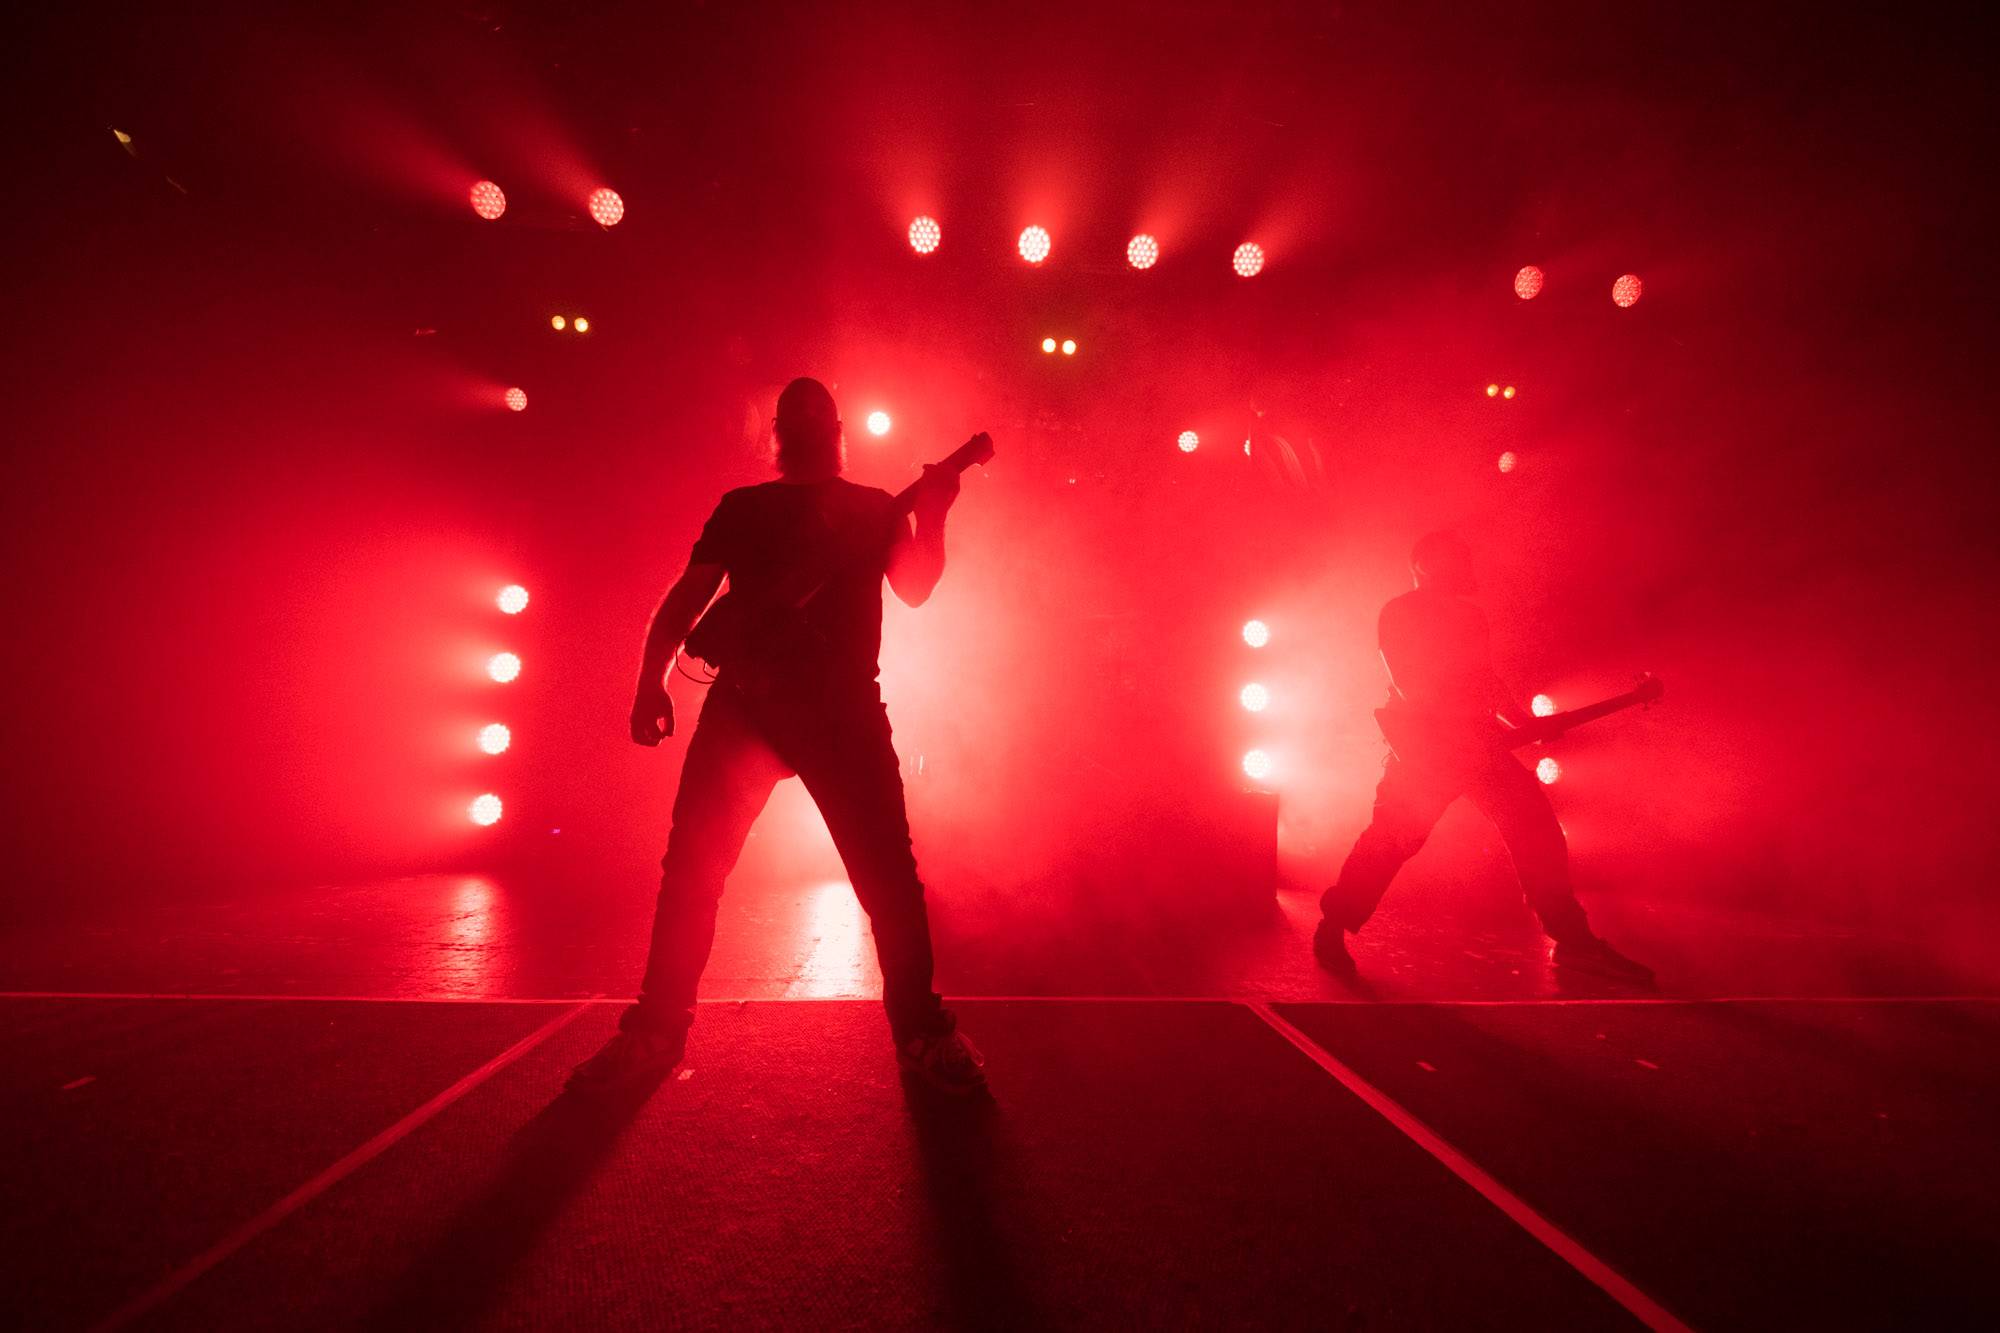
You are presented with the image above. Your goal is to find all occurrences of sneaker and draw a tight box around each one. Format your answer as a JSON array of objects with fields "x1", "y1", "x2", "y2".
[
  {"x1": 1554, "y1": 936, "x2": 1656, "y2": 986},
  {"x1": 566, "y1": 1029, "x2": 683, "y2": 1096},
  {"x1": 1312, "y1": 919, "x2": 1356, "y2": 974},
  {"x1": 898, "y1": 1027, "x2": 988, "y2": 1097}
]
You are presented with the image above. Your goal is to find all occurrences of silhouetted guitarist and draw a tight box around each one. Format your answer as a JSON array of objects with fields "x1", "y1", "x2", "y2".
[
  {"x1": 571, "y1": 377, "x2": 988, "y2": 1096},
  {"x1": 1315, "y1": 531, "x2": 1654, "y2": 984}
]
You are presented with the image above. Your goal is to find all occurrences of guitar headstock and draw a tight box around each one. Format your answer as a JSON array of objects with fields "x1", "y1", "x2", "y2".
[
  {"x1": 1633, "y1": 672, "x2": 1664, "y2": 705},
  {"x1": 946, "y1": 431, "x2": 995, "y2": 473}
]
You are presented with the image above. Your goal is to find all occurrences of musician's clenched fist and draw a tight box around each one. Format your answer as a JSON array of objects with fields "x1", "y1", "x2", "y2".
[{"x1": 630, "y1": 683, "x2": 674, "y2": 746}]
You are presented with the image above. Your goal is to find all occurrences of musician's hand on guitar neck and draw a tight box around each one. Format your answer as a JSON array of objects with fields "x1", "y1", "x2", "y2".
[
  {"x1": 629, "y1": 683, "x2": 675, "y2": 746},
  {"x1": 912, "y1": 461, "x2": 962, "y2": 525}
]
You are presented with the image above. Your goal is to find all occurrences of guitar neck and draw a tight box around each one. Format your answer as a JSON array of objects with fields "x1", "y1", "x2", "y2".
[
  {"x1": 887, "y1": 435, "x2": 990, "y2": 516},
  {"x1": 1506, "y1": 685, "x2": 1655, "y2": 749}
]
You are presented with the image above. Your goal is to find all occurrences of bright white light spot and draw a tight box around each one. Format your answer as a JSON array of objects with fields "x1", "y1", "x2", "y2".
[
  {"x1": 497, "y1": 584, "x2": 529, "y2": 615},
  {"x1": 478, "y1": 723, "x2": 512, "y2": 754},
  {"x1": 487, "y1": 651, "x2": 521, "y2": 683},
  {"x1": 908, "y1": 215, "x2": 941, "y2": 254},
  {"x1": 1515, "y1": 265, "x2": 1544, "y2": 299},
  {"x1": 1486, "y1": 383, "x2": 1500, "y2": 397},
  {"x1": 1177, "y1": 430, "x2": 1199, "y2": 453},
  {"x1": 469, "y1": 793, "x2": 504, "y2": 825},
  {"x1": 1242, "y1": 619, "x2": 1270, "y2": 648},
  {"x1": 1041, "y1": 337, "x2": 1057, "y2": 354},
  {"x1": 1531, "y1": 693, "x2": 1556, "y2": 717},
  {"x1": 1498, "y1": 451, "x2": 1519, "y2": 474},
  {"x1": 1502, "y1": 384, "x2": 1516, "y2": 399},
  {"x1": 1612, "y1": 274, "x2": 1643, "y2": 307},
  {"x1": 504, "y1": 387, "x2": 527, "y2": 412},
  {"x1": 865, "y1": 410, "x2": 891, "y2": 436},
  {"x1": 587, "y1": 187, "x2": 625, "y2": 227},
  {"x1": 1127, "y1": 234, "x2": 1159, "y2": 269},
  {"x1": 573, "y1": 316, "x2": 589, "y2": 333},
  {"x1": 1018, "y1": 225, "x2": 1051, "y2": 264},
  {"x1": 470, "y1": 181, "x2": 506, "y2": 220},
  {"x1": 551, "y1": 315, "x2": 567, "y2": 331},
  {"x1": 1536, "y1": 756, "x2": 1562, "y2": 785},
  {"x1": 1242, "y1": 749, "x2": 1274, "y2": 781},
  {"x1": 1233, "y1": 242, "x2": 1265, "y2": 277},
  {"x1": 1240, "y1": 683, "x2": 1270, "y2": 712},
  {"x1": 1061, "y1": 338, "x2": 1077, "y2": 356}
]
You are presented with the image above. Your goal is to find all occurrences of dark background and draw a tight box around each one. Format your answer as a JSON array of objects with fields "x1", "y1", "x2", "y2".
[{"x1": 8, "y1": 2, "x2": 1996, "y2": 969}]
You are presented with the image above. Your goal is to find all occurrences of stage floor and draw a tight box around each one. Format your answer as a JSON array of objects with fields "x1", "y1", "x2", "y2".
[{"x1": 3, "y1": 873, "x2": 1997, "y2": 1329}]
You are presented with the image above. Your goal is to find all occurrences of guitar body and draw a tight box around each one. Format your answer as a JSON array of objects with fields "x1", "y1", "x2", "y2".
[{"x1": 683, "y1": 433, "x2": 996, "y2": 676}]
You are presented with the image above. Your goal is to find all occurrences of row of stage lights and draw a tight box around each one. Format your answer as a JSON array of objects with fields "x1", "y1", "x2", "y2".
[{"x1": 470, "y1": 583, "x2": 531, "y2": 826}]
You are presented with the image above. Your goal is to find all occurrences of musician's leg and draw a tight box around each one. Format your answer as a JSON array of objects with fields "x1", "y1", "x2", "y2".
[
  {"x1": 1466, "y1": 751, "x2": 1592, "y2": 944},
  {"x1": 623, "y1": 685, "x2": 790, "y2": 1038},
  {"x1": 788, "y1": 697, "x2": 951, "y2": 1047},
  {"x1": 1321, "y1": 757, "x2": 1458, "y2": 932}
]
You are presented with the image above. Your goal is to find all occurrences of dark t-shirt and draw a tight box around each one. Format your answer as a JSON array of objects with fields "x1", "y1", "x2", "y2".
[
  {"x1": 690, "y1": 478, "x2": 902, "y2": 684},
  {"x1": 1378, "y1": 588, "x2": 1504, "y2": 723}
]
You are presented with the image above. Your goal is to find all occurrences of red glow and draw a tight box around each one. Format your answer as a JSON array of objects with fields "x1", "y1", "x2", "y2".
[
  {"x1": 1536, "y1": 756, "x2": 1562, "y2": 785},
  {"x1": 487, "y1": 651, "x2": 521, "y2": 683},
  {"x1": 1232, "y1": 242, "x2": 1265, "y2": 277},
  {"x1": 469, "y1": 181, "x2": 506, "y2": 221},
  {"x1": 1177, "y1": 430, "x2": 1199, "y2": 453},
  {"x1": 478, "y1": 723, "x2": 512, "y2": 755},
  {"x1": 1127, "y1": 234, "x2": 1160, "y2": 269},
  {"x1": 1514, "y1": 265, "x2": 1544, "y2": 299},
  {"x1": 469, "y1": 793, "x2": 504, "y2": 825},
  {"x1": 504, "y1": 387, "x2": 527, "y2": 412},
  {"x1": 1613, "y1": 274, "x2": 1643, "y2": 307},
  {"x1": 1018, "y1": 226, "x2": 1051, "y2": 264},
  {"x1": 587, "y1": 187, "x2": 625, "y2": 228},
  {"x1": 1242, "y1": 619, "x2": 1270, "y2": 648},
  {"x1": 908, "y1": 215, "x2": 941, "y2": 254},
  {"x1": 496, "y1": 584, "x2": 529, "y2": 615}
]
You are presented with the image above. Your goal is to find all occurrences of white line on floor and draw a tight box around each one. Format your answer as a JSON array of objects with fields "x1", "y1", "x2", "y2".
[
  {"x1": 1244, "y1": 999, "x2": 1693, "y2": 1333},
  {"x1": 87, "y1": 997, "x2": 597, "y2": 1332}
]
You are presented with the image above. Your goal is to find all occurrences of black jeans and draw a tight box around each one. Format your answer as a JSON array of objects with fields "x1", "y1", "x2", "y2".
[
  {"x1": 624, "y1": 679, "x2": 949, "y2": 1046},
  {"x1": 1322, "y1": 745, "x2": 1592, "y2": 944}
]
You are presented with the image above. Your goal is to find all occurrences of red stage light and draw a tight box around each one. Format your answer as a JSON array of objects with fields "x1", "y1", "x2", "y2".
[
  {"x1": 587, "y1": 187, "x2": 625, "y2": 227},
  {"x1": 1497, "y1": 450, "x2": 1519, "y2": 473},
  {"x1": 551, "y1": 315, "x2": 567, "y2": 331},
  {"x1": 1232, "y1": 242, "x2": 1265, "y2": 277},
  {"x1": 503, "y1": 387, "x2": 527, "y2": 412},
  {"x1": 1061, "y1": 338, "x2": 1077, "y2": 356},
  {"x1": 1536, "y1": 756, "x2": 1562, "y2": 785},
  {"x1": 487, "y1": 651, "x2": 522, "y2": 683},
  {"x1": 497, "y1": 584, "x2": 529, "y2": 615},
  {"x1": 1502, "y1": 385, "x2": 1517, "y2": 400},
  {"x1": 573, "y1": 316, "x2": 590, "y2": 333},
  {"x1": 469, "y1": 181, "x2": 507, "y2": 221},
  {"x1": 1612, "y1": 274, "x2": 1643, "y2": 307},
  {"x1": 866, "y1": 410, "x2": 891, "y2": 436},
  {"x1": 908, "y1": 215, "x2": 941, "y2": 254},
  {"x1": 1531, "y1": 693, "x2": 1556, "y2": 718},
  {"x1": 1018, "y1": 225, "x2": 1051, "y2": 264},
  {"x1": 1486, "y1": 383, "x2": 1500, "y2": 397},
  {"x1": 1177, "y1": 430, "x2": 1199, "y2": 453},
  {"x1": 469, "y1": 793, "x2": 504, "y2": 825},
  {"x1": 1242, "y1": 619, "x2": 1270, "y2": 648},
  {"x1": 1242, "y1": 749, "x2": 1274, "y2": 781},
  {"x1": 1041, "y1": 337, "x2": 1057, "y2": 354},
  {"x1": 478, "y1": 723, "x2": 512, "y2": 755},
  {"x1": 1127, "y1": 234, "x2": 1159, "y2": 269},
  {"x1": 1240, "y1": 683, "x2": 1270, "y2": 712},
  {"x1": 1514, "y1": 265, "x2": 1544, "y2": 299}
]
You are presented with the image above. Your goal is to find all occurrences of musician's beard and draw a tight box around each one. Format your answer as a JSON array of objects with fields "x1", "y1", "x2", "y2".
[{"x1": 776, "y1": 434, "x2": 845, "y2": 480}]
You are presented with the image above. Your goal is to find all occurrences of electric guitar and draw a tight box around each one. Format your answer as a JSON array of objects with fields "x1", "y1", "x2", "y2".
[
  {"x1": 683, "y1": 432, "x2": 996, "y2": 675},
  {"x1": 1376, "y1": 674, "x2": 1664, "y2": 760}
]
